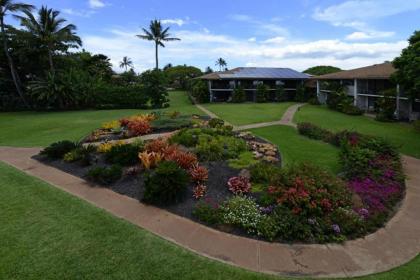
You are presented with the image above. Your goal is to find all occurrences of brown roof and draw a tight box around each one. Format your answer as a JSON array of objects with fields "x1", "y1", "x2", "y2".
[
  {"x1": 197, "y1": 68, "x2": 239, "y2": 80},
  {"x1": 314, "y1": 62, "x2": 395, "y2": 80}
]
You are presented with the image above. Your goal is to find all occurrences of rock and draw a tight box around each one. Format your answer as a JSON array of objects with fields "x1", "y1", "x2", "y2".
[
  {"x1": 263, "y1": 156, "x2": 279, "y2": 163},
  {"x1": 265, "y1": 150, "x2": 277, "y2": 157},
  {"x1": 239, "y1": 169, "x2": 251, "y2": 179}
]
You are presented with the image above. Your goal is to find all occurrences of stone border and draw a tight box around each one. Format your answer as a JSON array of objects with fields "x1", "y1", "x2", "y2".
[{"x1": 1, "y1": 147, "x2": 419, "y2": 278}]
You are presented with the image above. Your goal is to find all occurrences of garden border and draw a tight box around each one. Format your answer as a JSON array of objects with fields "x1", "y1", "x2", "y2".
[{"x1": 1, "y1": 146, "x2": 419, "y2": 278}]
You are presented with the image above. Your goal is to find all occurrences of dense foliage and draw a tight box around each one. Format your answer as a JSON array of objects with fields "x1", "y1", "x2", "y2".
[
  {"x1": 303, "y1": 65, "x2": 342, "y2": 76},
  {"x1": 188, "y1": 79, "x2": 210, "y2": 103},
  {"x1": 164, "y1": 65, "x2": 202, "y2": 89},
  {"x1": 392, "y1": 30, "x2": 420, "y2": 100},
  {"x1": 326, "y1": 85, "x2": 363, "y2": 115}
]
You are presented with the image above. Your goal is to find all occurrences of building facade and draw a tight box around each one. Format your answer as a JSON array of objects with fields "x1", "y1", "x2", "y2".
[
  {"x1": 314, "y1": 63, "x2": 420, "y2": 120},
  {"x1": 198, "y1": 67, "x2": 310, "y2": 102}
]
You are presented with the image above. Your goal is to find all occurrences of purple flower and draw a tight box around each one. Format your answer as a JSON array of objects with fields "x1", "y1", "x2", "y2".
[
  {"x1": 259, "y1": 205, "x2": 275, "y2": 214},
  {"x1": 356, "y1": 208, "x2": 369, "y2": 219},
  {"x1": 332, "y1": 224, "x2": 341, "y2": 234}
]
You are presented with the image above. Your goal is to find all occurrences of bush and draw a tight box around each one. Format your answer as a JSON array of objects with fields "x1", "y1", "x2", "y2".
[
  {"x1": 249, "y1": 162, "x2": 281, "y2": 183},
  {"x1": 189, "y1": 79, "x2": 210, "y2": 103},
  {"x1": 87, "y1": 164, "x2": 122, "y2": 185},
  {"x1": 140, "y1": 69, "x2": 169, "y2": 108},
  {"x1": 41, "y1": 141, "x2": 78, "y2": 159},
  {"x1": 63, "y1": 145, "x2": 96, "y2": 165},
  {"x1": 375, "y1": 89, "x2": 396, "y2": 122},
  {"x1": 256, "y1": 83, "x2": 269, "y2": 103},
  {"x1": 193, "y1": 199, "x2": 221, "y2": 225},
  {"x1": 126, "y1": 119, "x2": 152, "y2": 136},
  {"x1": 169, "y1": 128, "x2": 201, "y2": 147},
  {"x1": 94, "y1": 85, "x2": 148, "y2": 109},
  {"x1": 295, "y1": 85, "x2": 307, "y2": 102},
  {"x1": 196, "y1": 134, "x2": 247, "y2": 161},
  {"x1": 143, "y1": 161, "x2": 190, "y2": 205},
  {"x1": 105, "y1": 142, "x2": 143, "y2": 166},
  {"x1": 232, "y1": 86, "x2": 245, "y2": 103},
  {"x1": 208, "y1": 118, "x2": 225, "y2": 128},
  {"x1": 220, "y1": 196, "x2": 262, "y2": 234},
  {"x1": 189, "y1": 164, "x2": 209, "y2": 183},
  {"x1": 308, "y1": 97, "x2": 321, "y2": 105},
  {"x1": 297, "y1": 122, "x2": 335, "y2": 143},
  {"x1": 275, "y1": 85, "x2": 286, "y2": 102},
  {"x1": 227, "y1": 176, "x2": 251, "y2": 195}
]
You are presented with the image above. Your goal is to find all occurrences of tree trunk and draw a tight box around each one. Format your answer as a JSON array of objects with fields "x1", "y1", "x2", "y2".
[
  {"x1": 48, "y1": 47, "x2": 55, "y2": 74},
  {"x1": 0, "y1": 18, "x2": 29, "y2": 108},
  {"x1": 155, "y1": 41, "x2": 158, "y2": 70}
]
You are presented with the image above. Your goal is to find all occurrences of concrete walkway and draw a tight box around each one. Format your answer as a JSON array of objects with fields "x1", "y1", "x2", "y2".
[
  {"x1": 1, "y1": 147, "x2": 419, "y2": 278},
  {"x1": 195, "y1": 103, "x2": 305, "y2": 131}
]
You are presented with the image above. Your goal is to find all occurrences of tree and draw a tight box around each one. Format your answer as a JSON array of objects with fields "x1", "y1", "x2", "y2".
[
  {"x1": 119, "y1": 56, "x2": 133, "y2": 71},
  {"x1": 204, "y1": 66, "x2": 213, "y2": 74},
  {"x1": 215, "y1": 58, "x2": 227, "y2": 72},
  {"x1": 0, "y1": 0, "x2": 34, "y2": 107},
  {"x1": 303, "y1": 66, "x2": 342, "y2": 76},
  {"x1": 163, "y1": 65, "x2": 202, "y2": 89},
  {"x1": 19, "y1": 6, "x2": 82, "y2": 74},
  {"x1": 393, "y1": 30, "x2": 420, "y2": 100},
  {"x1": 136, "y1": 20, "x2": 180, "y2": 70},
  {"x1": 163, "y1": 63, "x2": 172, "y2": 71}
]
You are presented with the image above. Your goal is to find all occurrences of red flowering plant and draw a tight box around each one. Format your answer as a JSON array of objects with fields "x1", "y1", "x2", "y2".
[
  {"x1": 189, "y1": 164, "x2": 209, "y2": 183},
  {"x1": 126, "y1": 120, "x2": 151, "y2": 136},
  {"x1": 227, "y1": 176, "x2": 251, "y2": 195},
  {"x1": 193, "y1": 184, "x2": 207, "y2": 199}
]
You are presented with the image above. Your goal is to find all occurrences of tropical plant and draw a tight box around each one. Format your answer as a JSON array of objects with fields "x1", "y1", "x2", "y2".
[
  {"x1": 119, "y1": 56, "x2": 133, "y2": 71},
  {"x1": 215, "y1": 57, "x2": 227, "y2": 72},
  {"x1": 303, "y1": 66, "x2": 342, "y2": 76},
  {"x1": 0, "y1": 0, "x2": 34, "y2": 107},
  {"x1": 227, "y1": 176, "x2": 251, "y2": 195},
  {"x1": 136, "y1": 19, "x2": 180, "y2": 70},
  {"x1": 231, "y1": 85, "x2": 245, "y2": 103},
  {"x1": 40, "y1": 140, "x2": 77, "y2": 159},
  {"x1": 19, "y1": 6, "x2": 82, "y2": 73},
  {"x1": 139, "y1": 69, "x2": 168, "y2": 108}
]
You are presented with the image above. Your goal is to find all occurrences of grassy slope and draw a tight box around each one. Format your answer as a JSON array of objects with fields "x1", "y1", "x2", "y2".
[
  {"x1": 294, "y1": 105, "x2": 420, "y2": 158},
  {"x1": 0, "y1": 91, "x2": 200, "y2": 147},
  {"x1": 203, "y1": 102, "x2": 296, "y2": 126},
  {"x1": 251, "y1": 125, "x2": 340, "y2": 173}
]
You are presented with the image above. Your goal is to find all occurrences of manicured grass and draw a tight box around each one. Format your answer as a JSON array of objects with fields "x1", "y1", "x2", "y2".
[
  {"x1": 1, "y1": 162, "x2": 420, "y2": 279},
  {"x1": 203, "y1": 102, "x2": 296, "y2": 126},
  {"x1": 251, "y1": 125, "x2": 340, "y2": 173},
  {"x1": 0, "y1": 91, "x2": 200, "y2": 147},
  {"x1": 294, "y1": 105, "x2": 420, "y2": 158}
]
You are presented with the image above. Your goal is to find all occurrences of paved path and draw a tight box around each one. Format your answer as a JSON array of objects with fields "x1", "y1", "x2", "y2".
[
  {"x1": 1, "y1": 147, "x2": 419, "y2": 278},
  {"x1": 196, "y1": 103, "x2": 305, "y2": 131}
]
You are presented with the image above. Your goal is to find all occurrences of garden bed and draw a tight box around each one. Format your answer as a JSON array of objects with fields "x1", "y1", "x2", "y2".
[{"x1": 34, "y1": 113, "x2": 405, "y2": 244}]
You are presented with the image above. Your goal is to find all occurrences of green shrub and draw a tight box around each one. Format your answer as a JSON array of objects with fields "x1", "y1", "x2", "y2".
[
  {"x1": 151, "y1": 115, "x2": 192, "y2": 131},
  {"x1": 87, "y1": 164, "x2": 122, "y2": 185},
  {"x1": 341, "y1": 104, "x2": 363, "y2": 115},
  {"x1": 295, "y1": 85, "x2": 307, "y2": 102},
  {"x1": 41, "y1": 141, "x2": 78, "y2": 159},
  {"x1": 375, "y1": 89, "x2": 396, "y2": 122},
  {"x1": 256, "y1": 83, "x2": 269, "y2": 103},
  {"x1": 196, "y1": 134, "x2": 247, "y2": 161},
  {"x1": 169, "y1": 128, "x2": 202, "y2": 147},
  {"x1": 63, "y1": 145, "x2": 96, "y2": 165},
  {"x1": 208, "y1": 118, "x2": 225, "y2": 128},
  {"x1": 143, "y1": 161, "x2": 190, "y2": 205},
  {"x1": 413, "y1": 120, "x2": 420, "y2": 133},
  {"x1": 232, "y1": 86, "x2": 245, "y2": 103},
  {"x1": 228, "y1": 151, "x2": 259, "y2": 169},
  {"x1": 297, "y1": 122, "x2": 335, "y2": 143},
  {"x1": 189, "y1": 79, "x2": 210, "y2": 103},
  {"x1": 256, "y1": 215, "x2": 279, "y2": 241},
  {"x1": 220, "y1": 196, "x2": 262, "y2": 234},
  {"x1": 250, "y1": 162, "x2": 281, "y2": 183},
  {"x1": 140, "y1": 69, "x2": 169, "y2": 108},
  {"x1": 94, "y1": 85, "x2": 148, "y2": 109},
  {"x1": 308, "y1": 97, "x2": 321, "y2": 105},
  {"x1": 105, "y1": 142, "x2": 143, "y2": 166},
  {"x1": 275, "y1": 85, "x2": 286, "y2": 102},
  {"x1": 192, "y1": 200, "x2": 221, "y2": 225}
]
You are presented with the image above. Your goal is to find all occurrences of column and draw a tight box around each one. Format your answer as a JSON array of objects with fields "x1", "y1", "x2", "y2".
[
  {"x1": 396, "y1": 84, "x2": 400, "y2": 119},
  {"x1": 316, "y1": 80, "x2": 320, "y2": 100},
  {"x1": 208, "y1": 80, "x2": 213, "y2": 102},
  {"x1": 353, "y1": 79, "x2": 358, "y2": 106}
]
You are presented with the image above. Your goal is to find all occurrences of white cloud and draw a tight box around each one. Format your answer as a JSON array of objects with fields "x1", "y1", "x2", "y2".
[
  {"x1": 161, "y1": 18, "x2": 187, "y2": 26},
  {"x1": 248, "y1": 37, "x2": 256, "y2": 42},
  {"x1": 229, "y1": 14, "x2": 288, "y2": 36},
  {"x1": 313, "y1": 0, "x2": 420, "y2": 27},
  {"x1": 346, "y1": 31, "x2": 395, "y2": 41},
  {"x1": 82, "y1": 27, "x2": 407, "y2": 73},
  {"x1": 62, "y1": 8, "x2": 95, "y2": 18},
  {"x1": 89, "y1": 0, "x2": 105, "y2": 9}
]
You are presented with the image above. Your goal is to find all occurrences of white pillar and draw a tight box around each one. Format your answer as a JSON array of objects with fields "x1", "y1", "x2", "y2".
[
  {"x1": 396, "y1": 84, "x2": 400, "y2": 119},
  {"x1": 353, "y1": 79, "x2": 358, "y2": 106},
  {"x1": 208, "y1": 80, "x2": 213, "y2": 102},
  {"x1": 316, "y1": 80, "x2": 320, "y2": 98}
]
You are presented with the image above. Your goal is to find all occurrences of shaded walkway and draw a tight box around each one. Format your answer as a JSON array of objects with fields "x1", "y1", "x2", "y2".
[{"x1": 1, "y1": 146, "x2": 419, "y2": 278}]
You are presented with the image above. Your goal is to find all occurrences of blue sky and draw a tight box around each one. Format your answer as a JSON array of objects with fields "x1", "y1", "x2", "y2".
[{"x1": 9, "y1": 0, "x2": 420, "y2": 72}]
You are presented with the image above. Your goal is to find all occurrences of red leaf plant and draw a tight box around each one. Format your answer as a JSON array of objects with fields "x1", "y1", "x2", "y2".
[{"x1": 227, "y1": 176, "x2": 251, "y2": 195}]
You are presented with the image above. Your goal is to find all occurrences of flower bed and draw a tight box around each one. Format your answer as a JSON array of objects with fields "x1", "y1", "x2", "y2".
[{"x1": 34, "y1": 116, "x2": 405, "y2": 244}]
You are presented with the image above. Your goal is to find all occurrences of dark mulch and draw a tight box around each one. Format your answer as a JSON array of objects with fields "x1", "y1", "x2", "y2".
[{"x1": 34, "y1": 155, "x2": 239, "y2": 221}]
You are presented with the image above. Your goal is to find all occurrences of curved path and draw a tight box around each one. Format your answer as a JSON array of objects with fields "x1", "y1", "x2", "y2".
[{"x1": 0, "y1": 148, "x2": 419, "y2": 278}]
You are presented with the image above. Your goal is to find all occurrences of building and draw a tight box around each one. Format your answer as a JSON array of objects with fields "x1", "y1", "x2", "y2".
[
  {"x1": 314, "y1": 62, "x2": 420, "y2": 120},
  {"x1": 198, "y1": 67, "x2": 310, "y2": 102}
]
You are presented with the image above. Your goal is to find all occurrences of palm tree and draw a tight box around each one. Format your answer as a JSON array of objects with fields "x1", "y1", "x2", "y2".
[
  {"x1": 119, "y1": 56, "x2": 133, "y2": 71},
  {"x1": 0, "y1": 0, "x2": 34, "y2": 107},
  {"x1": 19, "y1": 6, "x2": 82, "y2": 74},
  {"x1": 215, "y1": 58, "x2": 227, "y2": 72},
  {"x1": 136, "y1": 19, "x2": 180, "y2": 70}
]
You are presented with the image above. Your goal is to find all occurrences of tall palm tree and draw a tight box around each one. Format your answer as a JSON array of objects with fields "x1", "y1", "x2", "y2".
[
  {"x1": 0, "y1": 0, "x2": 34, "y2": 107},
  {"x1": 19, "y1": 6, "x2": 81, "y2": 74},
  {"x1": 119, "y1": 56, "x2": 133, "y2": 71},
  {"x1": 136, "y1": 19, "x2": 180, "y2": 70},
  {"x1": 215, "y1": 58, "x2": 227, "y2": 72}
]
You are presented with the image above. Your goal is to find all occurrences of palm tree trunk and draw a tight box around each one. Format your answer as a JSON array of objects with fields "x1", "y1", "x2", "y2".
[
  {"x1": 0, "y1": 18, "x2": 29, "y2": 108},
  {"x1": 155, "y1": 41, "x2": 158, "y2": 70},
  {"x1": 48, "y1": 47, "x2": 55, "y2": 74}
]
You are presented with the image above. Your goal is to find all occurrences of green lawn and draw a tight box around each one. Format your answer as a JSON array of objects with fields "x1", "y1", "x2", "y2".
[
  {"x1": 1, "y1": 162, "x2": 419, "y2": 279},
  {"x1": 0, "y1": 91, "x2": 200, "y2": 147},
  {"x1": 203, "y1": 102, "x2": 296, "y2": 126},
  {"x1": 294, "y1": 105, "x2": 420, "y2": 158},
  {"x1": 251, "y1": 125, "x2": 340, "y2": 173}
]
